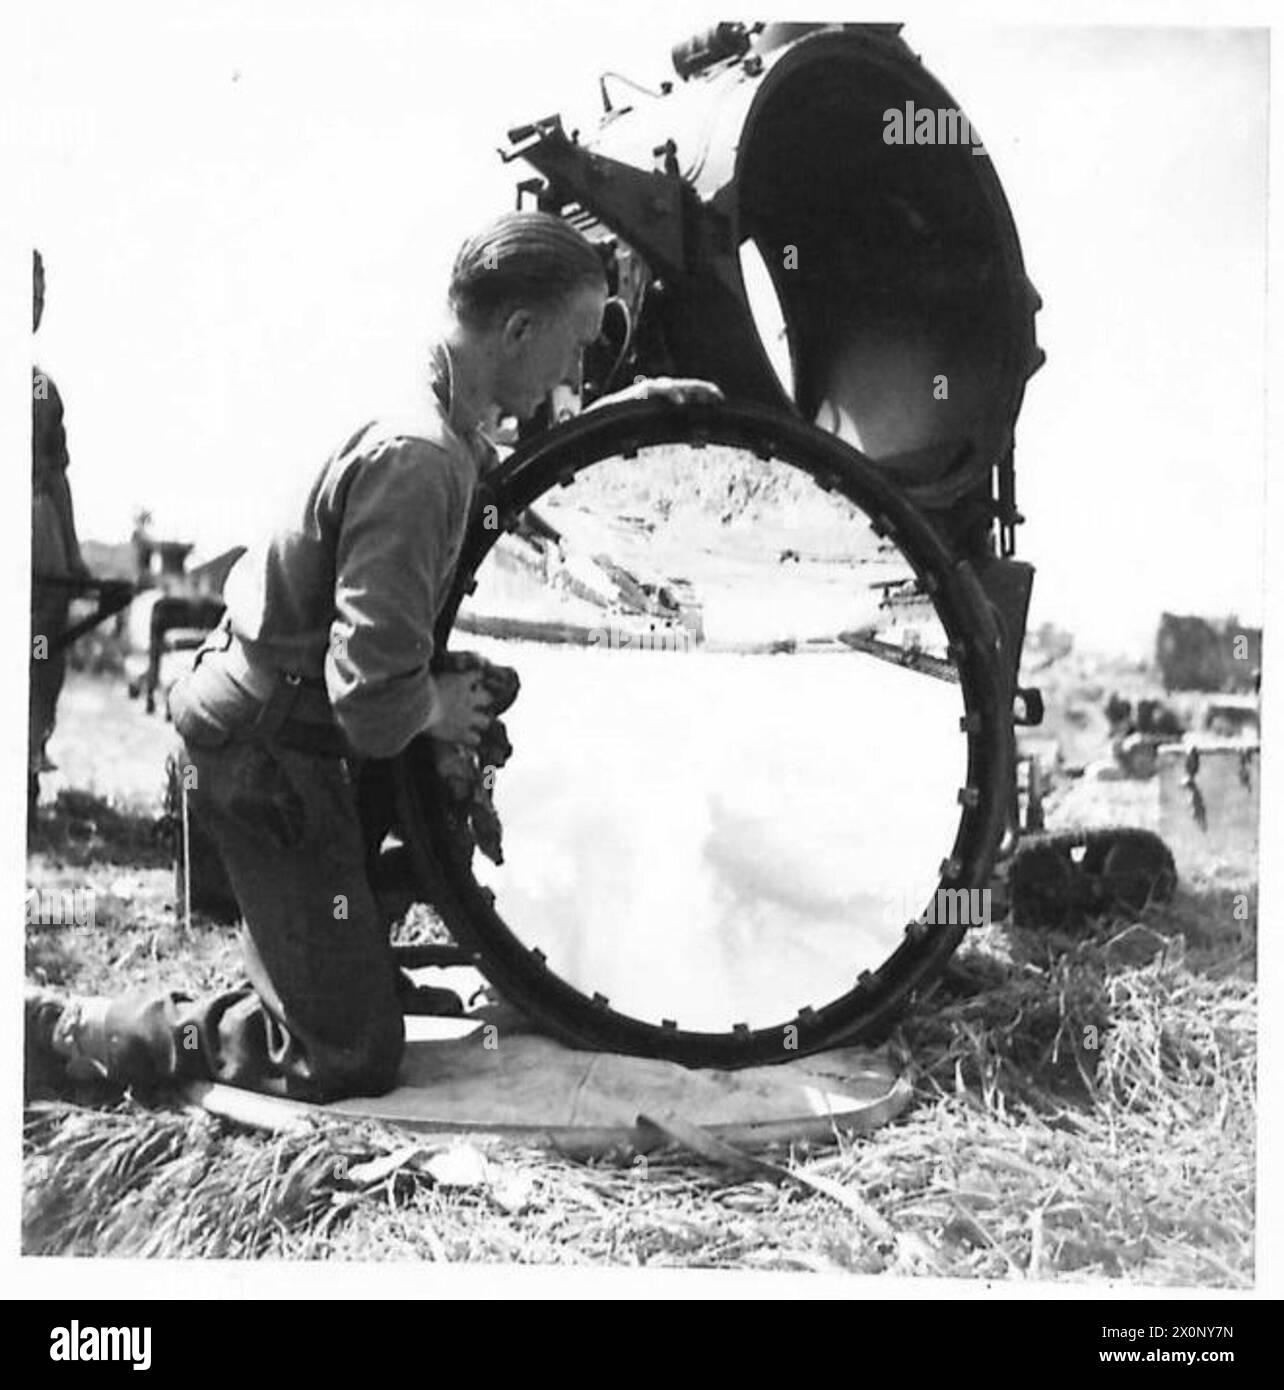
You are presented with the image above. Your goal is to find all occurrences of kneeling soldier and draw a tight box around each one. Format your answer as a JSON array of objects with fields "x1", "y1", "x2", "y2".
[{"x1": 27, "y1": 211, "x2": 715, "y2": 1101}]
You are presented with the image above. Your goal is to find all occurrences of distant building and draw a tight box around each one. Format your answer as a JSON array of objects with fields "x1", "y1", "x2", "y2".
[
  {"x1": 78, "y1": 538, "x2": 137, "y2": 582},
  {"x1": 133, "y1": 535, "x2": 194, "y2": 590}
]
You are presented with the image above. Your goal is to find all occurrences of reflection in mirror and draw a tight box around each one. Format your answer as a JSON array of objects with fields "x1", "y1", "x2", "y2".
[{"x1": 454, "y1": 441, "x2": 969, "y2": 1033}]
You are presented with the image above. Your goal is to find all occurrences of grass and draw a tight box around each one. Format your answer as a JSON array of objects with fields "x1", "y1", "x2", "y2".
[{"x1": 23, "y1": 792, "x2": 1256, "y2": 1281}]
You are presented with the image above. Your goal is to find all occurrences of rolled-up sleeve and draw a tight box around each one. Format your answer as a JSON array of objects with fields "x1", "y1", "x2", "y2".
[{"x1": 324, "y1": 439, "x2": 469, "y2": 758}]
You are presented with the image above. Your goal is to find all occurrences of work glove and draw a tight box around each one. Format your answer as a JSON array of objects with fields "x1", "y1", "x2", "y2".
[{"x1": 429, "y1": 651, "x2": 520, "y2": 865}]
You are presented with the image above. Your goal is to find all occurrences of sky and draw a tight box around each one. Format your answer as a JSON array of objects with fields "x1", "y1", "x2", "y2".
[{"x1": 19, "y1": 4, "x2": 1270, "y2": 655}]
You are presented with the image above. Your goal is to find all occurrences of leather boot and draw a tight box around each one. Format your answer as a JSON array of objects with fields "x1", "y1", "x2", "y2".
[{"x1": 25, "y1": 986, "x2": 116, "y2": 1086}]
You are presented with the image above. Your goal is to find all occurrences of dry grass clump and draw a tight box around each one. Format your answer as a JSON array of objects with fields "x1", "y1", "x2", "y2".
[
  {"x1": 25, "y1": 1102, "x2": 344, "y2": 1258},
  {"x1": 23, "y1": 884, "x2": 1255, "y2": 1283},
  {"x1": 29, "y1": 788, "x2": 172, "y2": 869},
  {"x1": 884, "y1": 906, "x2": 1255, "y2": 1285}
]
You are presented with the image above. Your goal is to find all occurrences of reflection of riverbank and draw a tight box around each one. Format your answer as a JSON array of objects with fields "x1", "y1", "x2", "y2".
[{"x1": 463, "y1": 528, "x2": 926, "y2": 654}]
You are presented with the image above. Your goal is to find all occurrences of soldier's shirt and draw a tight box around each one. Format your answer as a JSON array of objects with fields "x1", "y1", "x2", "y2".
[{"x1": 220, "y1": 342, "x2": 500, "y2": 758}]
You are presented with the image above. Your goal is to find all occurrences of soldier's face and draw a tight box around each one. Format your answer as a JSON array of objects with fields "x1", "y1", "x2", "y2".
[{"x1": 495, "y1": 282, "x2": 607, "y2": 420}]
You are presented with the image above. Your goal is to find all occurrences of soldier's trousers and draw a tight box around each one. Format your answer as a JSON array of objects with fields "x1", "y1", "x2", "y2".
[
  {"x1": 29, "y1": 586, "x2": 70, "y2": 770},
  {"x1": 98, "y1": 657, "x2": 404, "y2": 1102}
]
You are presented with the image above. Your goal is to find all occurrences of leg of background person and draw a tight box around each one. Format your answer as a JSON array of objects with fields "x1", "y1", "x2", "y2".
[
  {"x1": 29, "y1": 592, "x2": 70, "y2": 767},
  {"x1": 28, "y1": 593, "x2": 70, "y2": 822}
]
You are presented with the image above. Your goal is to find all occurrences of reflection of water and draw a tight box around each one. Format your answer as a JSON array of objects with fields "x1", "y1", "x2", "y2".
[{"x1": 468, "y1": 637, "x2": 967, "y2": 1031}]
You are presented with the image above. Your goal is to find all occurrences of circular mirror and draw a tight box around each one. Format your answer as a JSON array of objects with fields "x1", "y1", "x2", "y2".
[{"x1": 397, "y1": 402, "x2": 1008, "y2": 1066}]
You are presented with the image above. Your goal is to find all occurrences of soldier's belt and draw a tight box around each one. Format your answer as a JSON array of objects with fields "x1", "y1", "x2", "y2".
[
  {"x1": 213, "y1": 628, "x2": 335, "y2": 725},
  {"x1": 204, "y1": 626, "x2": 349, "y2": 755}
]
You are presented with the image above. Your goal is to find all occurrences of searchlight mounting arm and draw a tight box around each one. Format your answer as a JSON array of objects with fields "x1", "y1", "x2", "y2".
[{"x1": 502, "y1": 116, "x2": 690, "y2": 280}]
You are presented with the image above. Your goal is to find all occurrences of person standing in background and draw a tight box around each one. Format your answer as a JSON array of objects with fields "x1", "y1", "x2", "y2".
[{"x1": 30, "y1": 248, "x2": 92, "y2": 818}]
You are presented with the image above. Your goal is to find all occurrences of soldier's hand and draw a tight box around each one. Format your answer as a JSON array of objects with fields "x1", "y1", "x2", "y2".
[
  {"x1": 591, "y1": 377, "x2": 723, "y2": 410},
  {"x1": 425, "y1": 671, "x2": 493, "y2": 748}
]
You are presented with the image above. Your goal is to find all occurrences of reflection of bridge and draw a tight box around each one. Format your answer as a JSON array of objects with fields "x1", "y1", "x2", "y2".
[
  {"x1": 837, "y1": 628, "x2": 960, "y2": 684},
  {"x1": 459, "y1": 518, "x2": 704, "y2": 650}
]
